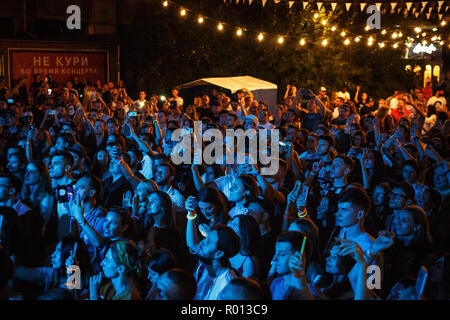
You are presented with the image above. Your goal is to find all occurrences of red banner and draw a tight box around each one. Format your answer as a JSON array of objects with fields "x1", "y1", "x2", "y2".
[{"x1": 10, "y1": 50, "x2": 107, "y2": 88}]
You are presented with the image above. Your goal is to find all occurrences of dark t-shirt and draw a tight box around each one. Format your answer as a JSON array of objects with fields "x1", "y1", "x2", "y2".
[
  {"x1": 101, "y1": 176, "x2": 133, "y2": 209},
  {"x1": 300, "y1": 111, "x2": 323, "y2": 132}
]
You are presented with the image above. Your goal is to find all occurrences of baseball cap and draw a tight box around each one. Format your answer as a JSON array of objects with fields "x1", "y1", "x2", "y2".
[
  {"x1": 22, "y1": 111, "x2": 33, "y2": 118},
  {"x1": 320, "y1": 86, "x2": 327, "y2": 92}
]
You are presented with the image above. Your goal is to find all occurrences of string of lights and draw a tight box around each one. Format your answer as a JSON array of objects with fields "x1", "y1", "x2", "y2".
[{"x1": 159, "y1": 0, "x2": 447, "y2": 50}]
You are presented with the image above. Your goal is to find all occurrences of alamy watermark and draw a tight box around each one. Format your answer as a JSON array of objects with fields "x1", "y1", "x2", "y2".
[
  {"x1": 66, "y1": 5, "x2": 81, "y2": 30},
  {"x1": 66, "y1": 265, "x2": 81, "y2": 290},
  {"x1": 366, "y1": 5, "x2": 381, "y2": 30}
]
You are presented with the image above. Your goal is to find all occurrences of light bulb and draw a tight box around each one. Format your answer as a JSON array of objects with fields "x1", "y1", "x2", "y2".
[
  {"x1": 299, "y1": 38, "x2": 305, "y2": 45},
  {"x1": 217, "y1": 23, "x2": 224, "y2": 31},
  {"x1": 198, "y1": 17, "x2": 204, "y2": 24},
  {"x1": 257, "y1": 33, "x2": 264, "y2": 41},
  {"x1": 278, "y1": 36, "x2": 284, "y2": 44},
  {"x1": 180, "y1": 9, "x2": 186, "y2": 16},
  {"x1": 321, "y1": 39, "x2": 328, "y2": 46}
]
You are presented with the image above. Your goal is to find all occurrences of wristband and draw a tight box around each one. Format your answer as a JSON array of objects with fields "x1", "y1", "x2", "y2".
[
  {"x1": 298, "y1": 208, "x2": 308, "y2": 218},
  {"x1": 283, "y1": 214, "x2": 291, "y2": 219},
  {"x1": 187, "y1": 212, "x2": 197, "y2": 220}
]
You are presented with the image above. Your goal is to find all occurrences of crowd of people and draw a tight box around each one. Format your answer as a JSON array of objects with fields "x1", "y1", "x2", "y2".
[{"x1": 0, "y1": 73, "x2": 449, "y2": 300}]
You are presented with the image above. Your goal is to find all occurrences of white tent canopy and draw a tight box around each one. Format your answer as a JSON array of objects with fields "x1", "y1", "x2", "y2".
[
  {"x1": 177, "y1": 75, "x2": 278, "y2": 110},
  {"x1": 177, "y1": 75, "x2": 277, "y2": 93}
]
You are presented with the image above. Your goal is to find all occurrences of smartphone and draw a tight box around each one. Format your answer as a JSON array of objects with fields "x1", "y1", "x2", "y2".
[
  {"x1": 58, "y1": 185, "x2": 73, "y2": 203},
  {"x1": 48, "y1": 110, "x2": 56, "y2": 115},
  {"x1": 48, "y1": 88, "x2": 52, "y2": 95},
  {"x1": 415, "y1": 266, "x2": 428, "y2": 298},
  {"x1": 129, "y1": 111, "x2": 137, "y2": 117},
  {"x1": 297, "y1": 185, "x2": 309, "y2": 207},
  {"x1": 7, "y1": 99, "x2": 14, "y2": 104}
]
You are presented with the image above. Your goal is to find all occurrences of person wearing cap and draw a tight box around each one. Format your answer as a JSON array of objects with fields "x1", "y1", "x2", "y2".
[
  {"x1": 318, "y1": 87, "x2": 329, "y2": 103},
  {"x1": 331, "y1": 103, "x2": 352, "y2": 129},
  {"x1": 21, "y1": 111, "x2": 34, "y2": 127}
]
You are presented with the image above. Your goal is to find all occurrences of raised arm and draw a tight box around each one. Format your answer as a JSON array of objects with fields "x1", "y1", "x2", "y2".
[
  {"x1": 185, "y1": 196, "x2": 200, "y2": 252},
  {"x1": 70, "y1": 193, "x2": 105, "y2": 248}
]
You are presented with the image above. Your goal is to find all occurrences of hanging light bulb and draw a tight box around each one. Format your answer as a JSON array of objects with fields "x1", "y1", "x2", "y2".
[
  {"x1": 257, "y1": 33, "x2": 264, "y2": 41},
  {"x1": 398, "y1": 32, "x2": 403, "y2": 38},
  {"x1": 393, "y1": 43, "x2": 399, "y2": 48},
  {"x1": 217, "y1": 23, "x2": 224, "y2": 31},
  {"x1": 441, "y1": 20, "x2": 447, "y2": 26},
  {"x1": 344, "y1": 38, "x2": 350, "y2": 45},
  {"x1": 314, "y1": 13, "x2": 319, "y2": 19},
  {"x1": 236, "y1": 28, "x2": 243, "y2": 37},
  {"x1": 414, "y1": 27, "x2": 422, "y2": 33},
  {"x1": 365, "y1": 26, "x2": 370, "y2": 31},
  {"x1": 180, "y1": 8, "x2": 186, "y2": 16},
  {"x1": 277, "y1": 36, "x2": 284, "y2": 44},
  {"x1": 198, "y1": 16, "x2": 204, "y2": 24},
  {"x1": 341, "y1": 31, "x2": 346, "y2": 37},
  {"x1": 381, "y1": 29, "x2": 387, "y2": 35},
  {"x1": 321, "y1": 39, "x2": 328, "y2": 46},
  {"x1": 321, "y1": 20, "x2": 327, "y2": 25},
  {"x1": 162, "y1": 1, "x2": 168, "y2": 7},
  {"x1": 299, "y1": 38, "x2": 306, "y2": 46},
  {"x1": 355, "y1": 36, "x2": 361, "y2": 42},
  {"x1": 392, "y1": 32, "x2": 398, "y2": 39},
  {"x1": 422, "y1": 32, "x2": 427, "y2": 37},
  {"x1": 379, "y1": 42, "x2": 385, "y2": 48},
  {"x1": 331, "y1": 26, "x2": 337, "y2": 32}
]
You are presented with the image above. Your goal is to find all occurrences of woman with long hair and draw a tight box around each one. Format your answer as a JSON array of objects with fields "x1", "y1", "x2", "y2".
[
  {"x1": 228, "y1": 174, "x2": 261, "y2": 218},
  {"x1": 90, "y1": 240, "x2": 144, "y2": 300},
  {"x1": 19, "y1": 160, "x2": 56, "y2": 227},
  {"x1": 228, "y1": 215, "x2": 261, "y2": 279},
  {"x1": 376, "y1": 205, "x2": 433, "y2": 295},
  {"x1": 14, "y1": 236, "x2": 93, "y2": 297},
  {"x1": 140, "y1": 191, "x2": 183, "y2": 265}
]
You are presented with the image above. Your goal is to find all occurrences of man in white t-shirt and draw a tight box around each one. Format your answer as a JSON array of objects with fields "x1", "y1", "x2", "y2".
[
  {"x1": 427, "y1": 88, "x2": 447, "y2": 111},
  {"x1": 190, "y1": 225, "x2": 240, "y2": 300},
  {"x1": 169, "y1": 88, "x2": 184, "y2": 107}
]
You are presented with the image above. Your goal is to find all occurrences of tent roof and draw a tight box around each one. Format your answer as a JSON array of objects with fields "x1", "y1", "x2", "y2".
[{"x1": 177, "y1": 75, "x2": 277, "y2": 93}]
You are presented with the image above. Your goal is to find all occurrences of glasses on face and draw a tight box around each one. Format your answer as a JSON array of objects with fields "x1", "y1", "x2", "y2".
[{"x1": 391, "y1": 192, "x2": 407, "y2": 200}]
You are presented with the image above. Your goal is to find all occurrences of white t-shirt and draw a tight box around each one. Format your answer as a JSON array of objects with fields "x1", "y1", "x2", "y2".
[
  {"x1": 139, "y1": 154, "x2": 153, "y2": 180},
  {"x1": 389, "y1": 97, "x2": 399, "y2": 110},
  {"x1": 169, "y1": 96, "x2": 184, "y2": 107},
  {"x1": 427, "y1": 96, "x2": 447, "y2": 110},
  {"x1": 194, "y1": 262, "x2": 237, "y2": 300}
]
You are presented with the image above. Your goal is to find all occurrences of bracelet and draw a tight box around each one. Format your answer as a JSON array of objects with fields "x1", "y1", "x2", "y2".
[
  {"x1": 283, "y1": 214, "x2": 291, "y2": 219},
  {"x1": 187, "y1": 212, "x2": 197, "y2": 220},
  {"x1": 78, "y1": 219, "x2": 87, "y2": 227},
  {"x1": 298, "y1": 208, "x2": 308, "y2": 218}
]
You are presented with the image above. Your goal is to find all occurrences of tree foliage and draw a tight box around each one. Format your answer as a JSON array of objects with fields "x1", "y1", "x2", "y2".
[{"x1": 118, "y1": 0, "x2": 414, "y2": 100}]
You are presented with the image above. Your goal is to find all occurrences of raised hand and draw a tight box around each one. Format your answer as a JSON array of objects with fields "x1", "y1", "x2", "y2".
[
  {"x1": 287, "y1": 181, "x2": 302, "y2": 206},
  {"x1": 122, "y1": 190, "x2": 132, "y2": 208},
  {"x1": 89, "y1": 273, "x2": 102, "y2": 300},
  {"x1": 371, "y1": 230, "x2": 395, "y2": 255},
  {"x1": 70, "y1": 193, "x2": 85, "y2": 223},
  {"x1": 185, "y1": 196, "x2": 197, "y2": 212},
  {"x1": 333, "y1": 238, "x2": 365, "y2": 263},
  {"x1": 289, "y1": 251, "x2": 306, "y2": 277}
]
